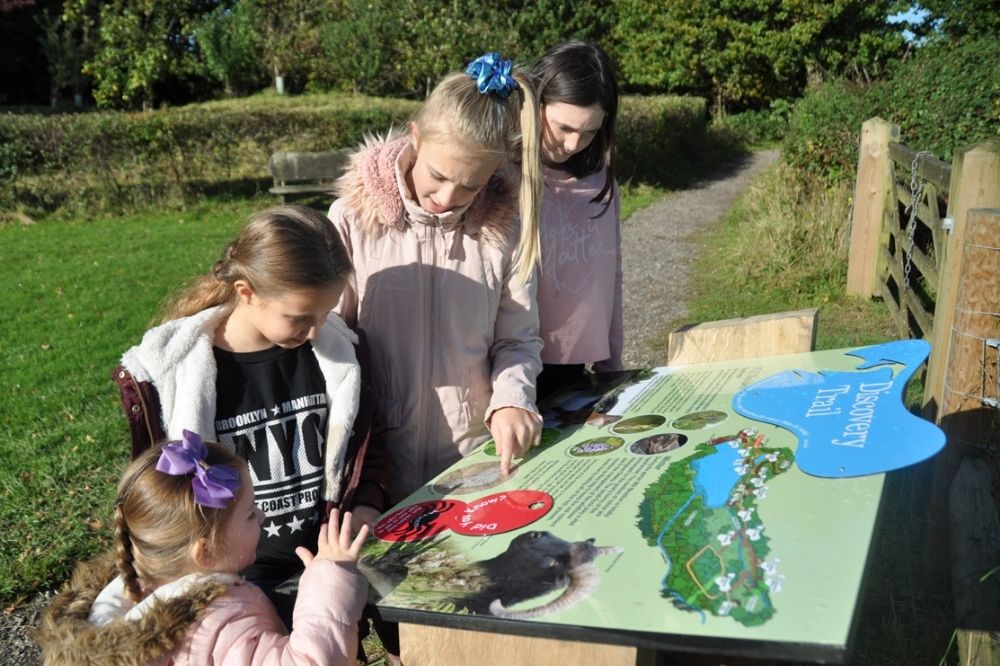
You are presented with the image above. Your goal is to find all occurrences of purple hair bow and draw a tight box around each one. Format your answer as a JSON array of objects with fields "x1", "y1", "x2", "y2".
[
  {"x1": 465, "y1": 52, "x2": 518, "y2": 98},
  {"x1": 156, "y1": 430, "x2": 241, "y2": 509}
]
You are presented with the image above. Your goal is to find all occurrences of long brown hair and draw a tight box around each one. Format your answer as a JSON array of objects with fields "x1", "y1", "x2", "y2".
[
  {"x1": 113, "y1": 441, "x2": 244, "y2": 601},
  {"x1": 160, "y1": 205, "x2": 353, "y2": 322},
  {"x1": 414, "y1": 61, "x2": 542, "y2": 286},
  {"x1": 531, "y1": 41, "x2": 620, "y2": 214}
]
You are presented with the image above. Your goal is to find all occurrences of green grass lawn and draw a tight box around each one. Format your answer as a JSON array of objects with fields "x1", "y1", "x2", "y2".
[{"x1": 0, "y1": 198, "x2": 260, "y2": 601}]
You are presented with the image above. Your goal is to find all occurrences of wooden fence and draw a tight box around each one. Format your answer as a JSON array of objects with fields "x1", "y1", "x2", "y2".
[
  {"x1": 845, "y1": 118, "x2": 1000, "y2": 421},
  {"x1": 846, "y1": 118, "x2": 1000, "y2": 665},
  {"x1": 846, "y1": 118, "x2": 951, "y2": 339}
]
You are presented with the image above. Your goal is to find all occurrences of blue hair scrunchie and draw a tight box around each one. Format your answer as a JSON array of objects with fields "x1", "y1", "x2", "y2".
[{"x1": 465, "y1": 52, "x2": 519, "y2": 99}]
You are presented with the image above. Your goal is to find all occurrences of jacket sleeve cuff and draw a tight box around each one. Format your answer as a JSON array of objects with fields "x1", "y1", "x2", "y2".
[
  {"x1": 350, "y1": 482, "x2": 389, "y2": 514},
  {"x1": 484, "y1": 388, "x2": 541, "y2": 425}
]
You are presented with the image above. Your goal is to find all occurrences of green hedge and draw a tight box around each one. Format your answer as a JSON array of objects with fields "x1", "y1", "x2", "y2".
[
  {"x1": 617, "y1": 95, "x2": 710, "y2": 186},
  {"x1": 869, "y1": 35, "x2": 999, "y2": 162},
  {"x1": 1, "y1": 93, "x2": 710, "y2": 218},
  {"x1": 0, "y1": 94, "x2": 420, "y2": 218},
  {"x1": 783, "y1": 35, "x2": 1000, "y2": 184},
  {"x1": 782, "y1": 79, "x2": 876, "y2": 184}
]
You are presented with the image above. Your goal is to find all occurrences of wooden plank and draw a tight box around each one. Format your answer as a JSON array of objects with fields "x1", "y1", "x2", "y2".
[
  {"x1": 399, "y1": 623, "x2": 656, "y2": 666},
  {"x1": 925, "y1": 139, "x2": 1000, "y2": 419},
  {"x1": 877, "y1": 279, "x2": 906, "y2": 337},
  {"x1": 667, "y1": 308, "x2": 817, "y2": 365},
  {"x1": 901, "y1": 288, "x2": 933, "y2": 340},
  {"x1": 847, "y1": 118, "x2": 897, "y2": 297},
  {"x1": 905, "y1": 242, "x2": 939, "y2": 291},
  {"x1": 958, "y1": 631, "x2": 1000, "y2": 666},
  {"x1": 938, "y1": 209, "x2": 1000, "y2": 448},
  {"x1": 879, "y1": 243, "x2": 903, "y2": 289},
  {"x1": 268, "y1": 183, "x2": 337, "y2": 195},
  {"x1": 889, "y1": 141, "x2": 953, "y2": 191},
  {"x1": 895, "y1": 180, "x2": 909, "y2": 208}
]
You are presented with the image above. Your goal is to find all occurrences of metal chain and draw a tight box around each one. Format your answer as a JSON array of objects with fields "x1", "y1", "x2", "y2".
[{"x1": 902, "y1": 151, "x2": 934, "y2": 291}]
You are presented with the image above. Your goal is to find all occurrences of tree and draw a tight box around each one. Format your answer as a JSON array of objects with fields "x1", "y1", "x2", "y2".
[
  {"x1": 610, "y1": 0, "x2": 905, "y2": 110},
  {"x1": 504, "y1": 0, "x2": 614, "y2": 62},
  {"x1": 36, "y1": 2, "x2": 96, "y2": 106},
  {"x1": 84, "y1": 0, "x2": 214, "y2": 109},
  {"x1": 243, "y1": 0, "x2": 323, "y2": 95},
  {"x1": 0, "y1": 0, "x2": 54, "y2": 105},
  {"x1": 898, "y1": 0, "x2": 1000, "y2": 41},
  {"x1": 196, "y1": 3, "x2": 265, "y2": 97},
  {"x1": 319, "y1": 0, "x2": 405, "y2": 95}
]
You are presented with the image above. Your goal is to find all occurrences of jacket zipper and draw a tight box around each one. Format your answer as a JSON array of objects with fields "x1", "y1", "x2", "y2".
[
  {"x1": 428, "y1": 218, "x2": 443, "y2": 482},
  {"x1": 127, "y1": 372, "x2": 157, "y2": 452}
]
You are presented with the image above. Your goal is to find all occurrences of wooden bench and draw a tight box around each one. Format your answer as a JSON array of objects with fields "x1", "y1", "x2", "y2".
[{"x1": 267, "y1": 150, "x2": 349, "y2": 203}]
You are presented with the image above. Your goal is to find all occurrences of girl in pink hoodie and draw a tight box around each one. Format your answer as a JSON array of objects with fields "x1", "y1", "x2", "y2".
[
  {"x1": 530, "y1": 42, "x2": 624, "y2": 399},
  {"x1": 37, "y1": 431, "x2": 369, "y2": 665},
  {"x1": 329, "y1": 52, "x2": 545, "y2": 489}
]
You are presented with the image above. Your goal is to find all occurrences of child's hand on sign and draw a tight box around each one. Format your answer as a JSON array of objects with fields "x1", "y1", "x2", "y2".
[{"x1": 488, "y1": 407, "x2": 541, "y2": 476}]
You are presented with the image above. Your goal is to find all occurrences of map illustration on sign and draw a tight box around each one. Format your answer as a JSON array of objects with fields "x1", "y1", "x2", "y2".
[
  {"x1": 360, "y1": 342, "x2": 945, "y2": 659},
  {"x1": 638, "y1": 427, "x2": 793, "y2": 626}
]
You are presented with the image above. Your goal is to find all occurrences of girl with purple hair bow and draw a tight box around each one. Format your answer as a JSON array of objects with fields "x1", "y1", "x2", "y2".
[{"x1": 37, "y1": 431, "x2": 370, "y2": 665}]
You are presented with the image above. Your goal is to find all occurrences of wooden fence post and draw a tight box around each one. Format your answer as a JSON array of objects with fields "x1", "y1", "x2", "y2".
[
  {"x1": 937, "y1": 208, "x2": 1000, "y2": 448},
  {"x1": 927, "y1": 208, "x2": 1000, "y2": 568},
  {"x1": 846, "y1": 117, "x2": 897, "y2": 297},
  {"x1": 924, "y1": 139, "x2": 1000, "y2": 419}
]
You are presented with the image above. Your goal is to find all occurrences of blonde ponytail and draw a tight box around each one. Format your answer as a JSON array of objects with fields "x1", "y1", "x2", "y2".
[
  {"x1": 512, "y1": 71, "x2": 541, "y2": 286},
  {"x1": 159, "y1": 275, "x2": 234, "y2": 324}
]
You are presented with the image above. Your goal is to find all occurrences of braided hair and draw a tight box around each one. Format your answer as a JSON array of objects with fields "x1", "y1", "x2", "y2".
[{"x1": 113, "y1": 442, "x2": 245, "y2": 602}]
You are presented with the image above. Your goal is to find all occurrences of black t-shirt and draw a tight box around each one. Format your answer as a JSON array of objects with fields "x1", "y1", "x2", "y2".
[{"x1": 213, "y1": 342, "x2": 328, "y2": 581}]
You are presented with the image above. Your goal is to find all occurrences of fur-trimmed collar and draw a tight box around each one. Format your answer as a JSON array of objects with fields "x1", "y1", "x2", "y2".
[
  {"x1": 335, "y1": 130, "x2": 519, "y2": 248},
  {"x1": 120, "y1": 307, "x2": 361, "y2": 501},
  {"x1": 36, "y1": 553, "x2": 234, "y2": 665}
]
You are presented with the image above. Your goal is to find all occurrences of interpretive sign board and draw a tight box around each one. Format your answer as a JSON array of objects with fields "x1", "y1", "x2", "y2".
[{"x1": 359, "y1": 341, "x2": 945, "y2": 662}]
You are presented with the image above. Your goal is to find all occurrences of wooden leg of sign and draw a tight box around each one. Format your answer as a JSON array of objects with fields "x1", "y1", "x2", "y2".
[{"x1": 399, "y1": 624, "x2": 656, "y2": 666}]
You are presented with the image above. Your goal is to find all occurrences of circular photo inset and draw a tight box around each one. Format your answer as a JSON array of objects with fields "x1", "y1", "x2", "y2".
[
  {"x1": 568, "y1": 436, "x2": 625, "y2": 457},
  {"x1": 483, "y1": 428, "x2": 562, "y2": 457},
  {"x1": 629, "y1": 432, "x2": 688, "y2": 455},
  {"x1": 610, "y1": 414, "x2": 666, "y2": 435},
  {"x1": 671, "y1": 410, "x2": 728, "y2": 430},
  {"x1": 431, "y1": 462, "x2": 516, "y2": 495}
]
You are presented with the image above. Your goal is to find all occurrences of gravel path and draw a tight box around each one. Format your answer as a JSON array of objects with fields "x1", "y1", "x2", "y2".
[
  {"x1": 621, "y1": 149, "x2": 780, "y2": 368},
  {"x1": 0, "y1": 149, "x2": 779, "y2": 665}
]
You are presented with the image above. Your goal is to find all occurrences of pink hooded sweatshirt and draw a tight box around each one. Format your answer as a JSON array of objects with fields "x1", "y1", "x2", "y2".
[
  {"x1": 328, "y1": 132, "x2": 542, "y2": 501},
  {"x1": 538, "y1": 165, "x2": 623, "y2": 370}
]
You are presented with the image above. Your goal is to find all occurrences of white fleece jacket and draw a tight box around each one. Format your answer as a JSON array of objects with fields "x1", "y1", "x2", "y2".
[{"x1": 120, "y1": 306, "x2": 361, "y2": 501}]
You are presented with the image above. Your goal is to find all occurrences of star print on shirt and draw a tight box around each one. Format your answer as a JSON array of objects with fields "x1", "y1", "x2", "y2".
[
  {"x1": 263, "y1": 522, "x2": 282, "y2": 538},
  {"x1": 287, "y1": 514, "x2": 305, "y2": 534},
  {"x1": 271, "y1": 404, "x2": 282, "y2": 416}
]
